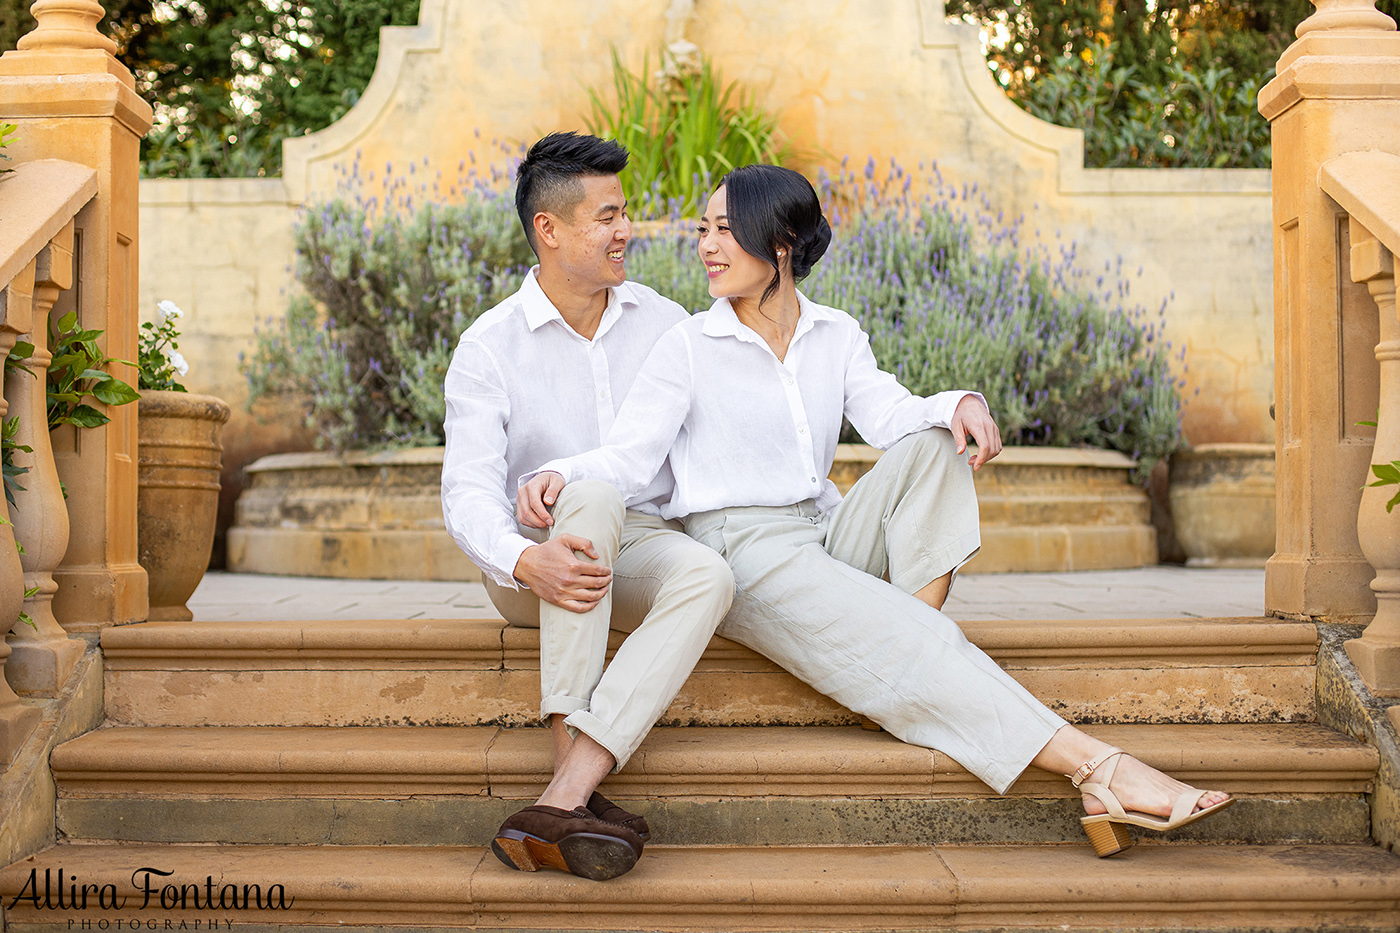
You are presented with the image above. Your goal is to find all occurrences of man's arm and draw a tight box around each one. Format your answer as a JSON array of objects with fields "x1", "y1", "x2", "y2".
[{"x1": 441, "y1": 337, "x2": 611, "y2": 610}]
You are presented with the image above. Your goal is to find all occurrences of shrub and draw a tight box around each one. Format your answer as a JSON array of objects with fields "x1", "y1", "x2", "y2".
[
  {"x1": 585, "y1": 48, "x2": 793, "y2": 218},
  {"x1": 251, "y1": 159, "x2": 1184, "y2": 477},
  {"x1": 242, "y1": 159, "x2": 534, "y2": 450}
]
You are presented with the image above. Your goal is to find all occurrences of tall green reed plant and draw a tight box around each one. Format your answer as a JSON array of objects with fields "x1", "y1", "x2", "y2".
[{"x1": 585, "y1": 49, "x2": 792, "y2": 217}]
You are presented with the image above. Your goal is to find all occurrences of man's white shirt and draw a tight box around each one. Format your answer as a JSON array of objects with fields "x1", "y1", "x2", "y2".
[
  {"x1": 441, "y1": 268, "x2": 687, "y2": 588},
  {"x1": 531, "y1": 292, "x2": 982, "y2": 520}
]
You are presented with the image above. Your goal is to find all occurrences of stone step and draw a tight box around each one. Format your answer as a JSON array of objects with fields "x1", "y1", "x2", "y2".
[
  {"x1": 3, "y1": 842, "x2": 1397, "y2": 931},
  {"x1": 100, "y1": 616, "x2": 1319, "y2": 727},
  {"x1": 50, "y1": 723, "x2": 1375, "y2": 846}
]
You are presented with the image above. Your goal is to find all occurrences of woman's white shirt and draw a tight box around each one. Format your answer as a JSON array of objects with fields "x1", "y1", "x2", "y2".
[{"x1": 530, "y1": 292, "x2": 982, "y2": 520}]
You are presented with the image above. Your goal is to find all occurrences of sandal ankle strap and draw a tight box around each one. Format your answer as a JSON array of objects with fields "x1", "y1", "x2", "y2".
[{"x1": 1067, "y1": 747, "x2": 1125, "y2": 788}]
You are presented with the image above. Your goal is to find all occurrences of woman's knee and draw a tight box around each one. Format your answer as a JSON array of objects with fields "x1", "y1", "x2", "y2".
[{"x1": 552, "y1": 479, "x2": 625, "y2": 520}]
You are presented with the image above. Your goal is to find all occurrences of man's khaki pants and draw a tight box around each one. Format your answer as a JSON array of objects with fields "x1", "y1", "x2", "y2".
[
  {"x1": 684, "y1": 429, "x2": 1067, "y2": 794},
  {"x1": 485, "y1": 481, "x2": 733, "y2": 770}
]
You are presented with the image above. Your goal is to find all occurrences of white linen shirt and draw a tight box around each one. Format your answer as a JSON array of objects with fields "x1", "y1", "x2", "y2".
[
  {"x1": 441, "y1": 268, "x2": 687, "y2": 588},
  {"x1": 532, "y1": 291, "x2": 982, "y2": 520}
]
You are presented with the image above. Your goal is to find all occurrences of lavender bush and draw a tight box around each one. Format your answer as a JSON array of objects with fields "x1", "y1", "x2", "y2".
[
  {"x1": 243, "y1": 156, "x2": 534, "y2": 450},
  {"x1": 249, "y1": 157, "x2": 1184, "y2": 475}
]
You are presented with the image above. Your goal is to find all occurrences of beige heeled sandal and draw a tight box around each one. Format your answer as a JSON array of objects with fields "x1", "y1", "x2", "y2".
[{"x1": 1067, "y1": 746, "x2": 1235, "y2": 857}]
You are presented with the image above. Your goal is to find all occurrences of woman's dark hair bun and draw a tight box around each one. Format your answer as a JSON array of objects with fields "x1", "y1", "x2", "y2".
[
  {"x1": 720, "y1": 164, "x2": 831, "y2": 304},
  {"x1": 792, "y1": 216, "x2": 832, "y2": 280}
]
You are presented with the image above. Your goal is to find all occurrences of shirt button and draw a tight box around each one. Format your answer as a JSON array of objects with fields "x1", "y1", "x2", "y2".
[
  {"x1": 785, "y1": 377, "x2": 795, "y2": 386},
  {"x1": 810, "y1": 476, "x2": 817, "y2": 483},
  {"x1": 599, "y1": 390, "x2": 608, "y2": 399},
  {"x1": 798, "y1": 425, "x2": 808, "y2": 434}
]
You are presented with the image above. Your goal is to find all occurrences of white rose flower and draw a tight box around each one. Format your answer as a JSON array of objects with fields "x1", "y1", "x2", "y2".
[
  {"x1": 157, "y1": 300, "x2": 183, "y2": 323},
  {"x1": 168, "y1": 350, "x2": 189, "y2": 376}
]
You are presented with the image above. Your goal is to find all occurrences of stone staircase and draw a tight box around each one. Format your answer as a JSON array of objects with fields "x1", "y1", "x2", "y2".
[{"x1": 3, "y1": 613, "x2": 1399, "y2": 930}]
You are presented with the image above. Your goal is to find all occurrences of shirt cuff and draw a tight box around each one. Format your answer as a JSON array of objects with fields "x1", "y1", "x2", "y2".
[
  {"x1": 517, "y1": 460, "x2": 574, "y2": 489},
  {"x1": 489, "y1": 533, "x2": 537, "y2": 591},
  {"x1": 929, "y1": 390, "x2": 988, "y2": 429}
]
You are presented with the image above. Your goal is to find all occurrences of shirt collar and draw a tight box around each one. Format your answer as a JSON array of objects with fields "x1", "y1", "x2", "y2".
[
  {"x1": 700, "y1": 290, "x2": 839, "y2": 342},
  {"x1": 519, "y1": 266, "x2": 640, "y2": 338}
]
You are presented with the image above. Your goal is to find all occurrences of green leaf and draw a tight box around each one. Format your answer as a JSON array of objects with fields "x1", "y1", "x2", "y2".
[
  {"x1": 56, "y1": 311, "x2": 77, "y2": 332},
  {"x1": 1370, "y1": 463, "x2": 1400, "y2": 484},
  {"x1": 10, "y1": 341, "x2": 34, "y2": 361},
  {"x1": 65, "y1": 405, "x2": 110, "y2": 428},
  {"x1": 92, "y1": 378, "x2": 140, "y2": 406}
]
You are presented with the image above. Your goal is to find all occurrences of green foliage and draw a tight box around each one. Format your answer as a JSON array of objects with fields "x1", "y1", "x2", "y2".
[
  {"x1": 946, "y1": 0, "x2": 1400, "y2": 168},
  {"x1": 1, "y1": 416, "x2": 30, "y2": 509},
  {"x1": 0, "y1": 122, "x2": 15, "y2": 174},
  {"x1": 242, "y1": 165, "x2": 534, "y2": 450},
  {"x1": 2, "y1": 346, "x2": 32, "y2": 508},
  {"x1": 0, "y1": 0, "x2": 421, "y2": 177},
  {"x1": 1022, "y1": 42, "x2": 1270, "y2": 168},
  {"x1": 585, "y1": 49, "x2": 793, "y2": 217},
  {"x1": 139, "y1": 301, "x2": 190, "y2": 392},
  {"x1": 1369, "y1": 462, "x2": 1400, "y2": 513},
  {"x1": 47, "y1": 312, "x2": 140, "y2": 432}
]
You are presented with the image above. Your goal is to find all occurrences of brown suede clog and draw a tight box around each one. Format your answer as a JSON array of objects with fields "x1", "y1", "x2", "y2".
[
  {"x1": 490, "y1": 804, "x2": 644, "y2": 881},
  {"x1": 587, "y1": 791, "x2": 651, "y2": 842}
]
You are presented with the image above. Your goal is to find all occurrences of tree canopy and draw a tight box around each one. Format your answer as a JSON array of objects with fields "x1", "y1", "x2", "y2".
[{"x1": 3, "y1": 0, "x2": 1397, "y2": 174}]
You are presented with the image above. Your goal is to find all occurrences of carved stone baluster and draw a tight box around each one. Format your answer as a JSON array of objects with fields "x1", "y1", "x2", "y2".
[
  {"x1": 6, "y1": 223, "x2": 84, "y2": 695},
  {"x1": 0, "y1": 261, "x2": 43, "y2": 764},
  {"x1": 1347, "y1": 221, "x2": 1400, "y2": 695}
]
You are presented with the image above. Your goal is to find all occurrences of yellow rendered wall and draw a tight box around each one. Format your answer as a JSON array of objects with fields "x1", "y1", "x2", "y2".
[{"x1": 140, "y1": 0, "x2": 1275, "y2": 455}]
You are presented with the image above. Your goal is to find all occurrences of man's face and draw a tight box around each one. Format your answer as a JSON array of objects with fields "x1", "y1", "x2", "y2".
[{"x1": 546, "y1": 174, "x2": 632, "y2": 293}]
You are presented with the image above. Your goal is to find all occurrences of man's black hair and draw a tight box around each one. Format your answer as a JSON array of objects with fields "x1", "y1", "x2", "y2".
[{"x1": 515, "y1": 132, "x2": 629, "y2": 253}]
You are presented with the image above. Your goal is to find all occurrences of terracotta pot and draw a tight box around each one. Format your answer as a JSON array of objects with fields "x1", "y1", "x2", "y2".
[
  {"x1": 137, "y1": 390, "x2": 231, "y2": 621},
  {"x1": 1169, "y1": 443, "x2": 1276, "y2": 567}
]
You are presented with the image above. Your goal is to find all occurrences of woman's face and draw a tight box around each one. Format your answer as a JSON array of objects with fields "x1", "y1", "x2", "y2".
[{"x1": 697, "y1": 186, "x2": 774, "y2": 302}]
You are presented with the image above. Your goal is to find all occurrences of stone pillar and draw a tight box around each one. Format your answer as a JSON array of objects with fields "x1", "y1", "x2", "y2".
[
  {"x1": 0, "y1": 0, "x2": 154, "y2": 632},
  {"x1": 0, "y1": 262, "x2": 43, "y2": 764},
  {"x1": 1258, "y1": 0, "x2": 1400, "y2": 622},
  {"x1": 1347, "y1": 222, "x2": 1400, "y2": 694},
  {"x1": 6, "y1": 222, "x2": 85, "y2": 694}
]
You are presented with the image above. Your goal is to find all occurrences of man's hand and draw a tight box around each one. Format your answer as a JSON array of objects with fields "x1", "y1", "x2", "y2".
[
  {"x1": 950, "y1": 395, "x2": 1002, "y2": 471},
  {"x1": 518, "y1": 472, "x2": 567, "y2": 528},
  {"x1": 513, "y1": 536, "x2": 612, "y2": 613}
]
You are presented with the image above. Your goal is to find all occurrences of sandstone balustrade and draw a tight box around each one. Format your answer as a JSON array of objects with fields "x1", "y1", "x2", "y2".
[
  {"x1": 0, "y1": 160, "x2": 98, "y2": 761},
  {"x1": 1259, "y1": 0, "x2": 1400, "y2": 697},
  {"x1": 0, "y1": 0, "x2": 154, "y2": 634},
  {"x1": 1318, "y1": 157, "x2": 1400, "y2": 696}
]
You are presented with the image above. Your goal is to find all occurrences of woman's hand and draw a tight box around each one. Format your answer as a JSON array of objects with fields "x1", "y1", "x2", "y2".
[
  {"x1": 950, "y1": 395, "x2": 1002, "y2": 470},
  {"x1": 517, "y1": 471, "x2": 567, "y2": 528}
]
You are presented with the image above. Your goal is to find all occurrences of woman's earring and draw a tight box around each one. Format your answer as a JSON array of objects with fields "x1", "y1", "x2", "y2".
[{"x1": 777, "y1": 250, "x2": 786, "y2": 257}]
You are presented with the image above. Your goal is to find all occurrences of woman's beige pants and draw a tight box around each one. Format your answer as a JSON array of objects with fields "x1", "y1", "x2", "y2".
[
  {"x1": 485, "y1": 481, "x2": 734, "y2": 770},
  {"x1": 684, "y1": 429, "x2": 1066, "y2": 794}
]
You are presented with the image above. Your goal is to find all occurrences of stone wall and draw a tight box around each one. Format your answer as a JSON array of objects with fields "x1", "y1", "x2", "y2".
[{"x1": 140, "y1": 0, "x2": 1276, "y2": 519}]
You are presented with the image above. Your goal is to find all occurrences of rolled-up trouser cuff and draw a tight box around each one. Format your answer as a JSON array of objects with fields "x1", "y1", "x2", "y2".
[
  {"x1": 541, "y1": 694, "x2": 591, "y2": 721},
  {"x1": 563, "y1": 709, "x2": 636, "y2": 771}
]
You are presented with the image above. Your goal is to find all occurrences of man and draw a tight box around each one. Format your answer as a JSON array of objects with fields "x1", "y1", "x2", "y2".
[{"x1": 441, "y1": 132, "x2": 734, "y2": 882}]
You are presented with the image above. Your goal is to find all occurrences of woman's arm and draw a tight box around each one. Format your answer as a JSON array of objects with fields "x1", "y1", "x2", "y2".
[
  {"x1": 841, "y1": 324, "x2": 989, "y2": 451},
  {"x1": 518, "y1": 325, "x2": 695, "y2": 521}
]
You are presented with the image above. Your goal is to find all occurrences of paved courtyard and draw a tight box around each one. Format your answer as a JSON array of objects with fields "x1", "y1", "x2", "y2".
[{"x1": 188, "y1": 566, "x2": 1267, "y2": 622}]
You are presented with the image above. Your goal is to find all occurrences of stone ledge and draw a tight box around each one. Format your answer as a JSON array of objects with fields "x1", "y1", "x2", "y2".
[
  {"x1": 51, "y1": 723, "x2": 1375, "y2": 800},
  {"x1": 0, "y1": 649, "x2": 103, "y2": 867},
  {"x1": 101, "y1": 616, "x2": 1318, "y2": 670},
  {"x1": 1316, "y1": 622, "x2": 1400, "y2": 850},
  {"x1": 2, "y1": 843, "x2": 1397, "y2": 931}
]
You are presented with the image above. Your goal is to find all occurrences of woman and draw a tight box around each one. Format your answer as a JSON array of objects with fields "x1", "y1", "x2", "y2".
[{"x1": 518, "y1": 164, "x2": 1231, "y2": 857}]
